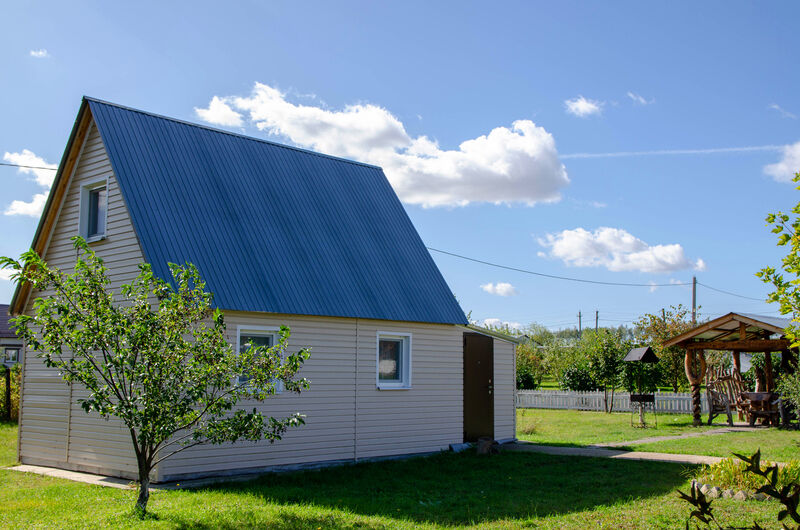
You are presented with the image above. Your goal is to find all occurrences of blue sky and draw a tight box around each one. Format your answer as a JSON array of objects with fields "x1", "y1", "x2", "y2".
[{"x1": 2, "y1": 1, "x2": 799, "y2": 330}]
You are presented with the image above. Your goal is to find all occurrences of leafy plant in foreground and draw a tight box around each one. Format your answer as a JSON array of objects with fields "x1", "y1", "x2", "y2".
[
  {"x1": 678, "y1": 450, "x2": 800, "y2": 529},
  {"x1": 0, "y1": 238, "x2": 311, "y2": 515}
]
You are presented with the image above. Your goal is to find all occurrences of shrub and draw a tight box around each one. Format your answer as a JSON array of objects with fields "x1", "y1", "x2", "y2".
[
  {"x1": 780, "y1": 370, "x2": 800, "y2": 414},
  {"x1": 0, "y1": 364, "x2": 21, "y2": 420},
  {"x1": 691, "y1": 457, "x2": 800, "y2": 492},
  {"x1": 560, "y1": 363, "x2": 598, "y2": 391}
]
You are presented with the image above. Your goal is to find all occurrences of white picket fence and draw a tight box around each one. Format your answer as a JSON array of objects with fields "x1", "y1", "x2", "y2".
[{"x1": 516, "y1": 389, "x2": 708, "y2": 414}]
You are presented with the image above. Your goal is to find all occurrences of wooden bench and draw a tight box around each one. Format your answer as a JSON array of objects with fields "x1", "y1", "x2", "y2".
[{"x1": 705, "y1": 367, "x2": 749, "y2": 426}]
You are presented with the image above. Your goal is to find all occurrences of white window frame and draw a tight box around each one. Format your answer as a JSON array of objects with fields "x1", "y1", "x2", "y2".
[
  {"x1": 376, "y1": 331, "x2": 412, "y2": 390},
  {"x1": 78, "y1": 178, "x2": 109, "y2": 243},
  {"x1": 236, "y1": 325, "x2": 281, "y2": 391}
]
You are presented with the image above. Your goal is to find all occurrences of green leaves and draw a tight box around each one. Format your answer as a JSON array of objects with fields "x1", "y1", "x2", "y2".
[
  {"x1": 760, "y1": 169, "x2": 800, "y2": 369},
  {"x1": 1, "y1": 236, "x2": 311, "y2": 513}
]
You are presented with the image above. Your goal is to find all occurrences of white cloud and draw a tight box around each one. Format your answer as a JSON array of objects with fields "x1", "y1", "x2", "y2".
[
  {"x1": 627, "y1": 91, "x2": 654, "y2": 105},
  {"x1": 197, "y1": 83, "x2": 570, "y2": 207},
  {"x1": 480, "y1": 318, "x2": 522, "y2": 331},
  {"x1": 481, "y1": 282, "x2": 518, "y2": 296},
  {"x1": 538, "y1": 227, "x2": 704, "y2": 274},
  {"x1": 0, "y1": 269, "x2": 14, "y2": 282},
  {"x1": 564, "y1": 96, "x2": 603, "y2": 117},
  {"x1": 3, "y1": 150, "x2": 56, "y2": 187},
  {"x1": 764, "y1": 141, "x2": 800, "y2": 182},
  {"x1": 6, "y1": 193, "x2": 48, "y2": 217},
  {"x1": 769, "y1": 104, "x2": 796, "y2": 120},
  {"x1": 194, "y1": 96, "x2": 243, "y2": 127},
  {"x1": 29, "y1": 49, "x2": 49, "y2": 58},
  {"x1": 3, "y1": 150, "x2": 57, "y2": 217}
]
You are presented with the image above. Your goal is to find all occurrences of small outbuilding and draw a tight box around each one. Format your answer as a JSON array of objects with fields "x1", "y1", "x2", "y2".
[
  {"x1": 623, "y1": 346, "x2": 659, "y2": 363},
  {"x1": 10, "y1": 98, "x2": 518, "y2": 482}
]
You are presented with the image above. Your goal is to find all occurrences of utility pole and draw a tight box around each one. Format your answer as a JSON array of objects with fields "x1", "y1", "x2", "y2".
[
  {"x1": 578, "y1": 311, "x2": 582, "y2": 337},
  {"x1": 691, "y1": 276, "x2": 697, "y2": 325},
  {"x1": 595, "y1": 310, "x2": 598, "y2": 332}
]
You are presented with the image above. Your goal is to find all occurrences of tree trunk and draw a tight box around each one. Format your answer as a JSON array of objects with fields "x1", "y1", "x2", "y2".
[
  {"x1": 135, "y1": 452, "x2": 151, "y2": 514},
  {"x1": 609, "y1": 387, "x2": 615, "y2": 413},
  {"x1": 754, "y1": 367, "x2": 766, "y2": 392}
]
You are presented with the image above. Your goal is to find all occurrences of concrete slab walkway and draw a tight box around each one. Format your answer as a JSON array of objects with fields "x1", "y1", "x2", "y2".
[
  {"x1": 504, "y1": 442, "x2": 725, "y2": 466},
  {"x1": 7, "y1": 464, "x2": 289, "y2": 491},
  {"x1": 9, "y1": 465, "x2": 137, "y2": 490}
]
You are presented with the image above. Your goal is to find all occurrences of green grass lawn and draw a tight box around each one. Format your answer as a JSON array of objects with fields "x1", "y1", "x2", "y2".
[
  {"x1": 516, "y1": 409, "x2": 717, "y2": 446},
  {"x1": 0, "y1": 420, "x2": 785, "y2": 529},
  {"x1": 516, "y1": 409, "x2": 800, "y2": 463},
  {"x1": 0, "y1": 420, "x2": 17, "y2": 467}
]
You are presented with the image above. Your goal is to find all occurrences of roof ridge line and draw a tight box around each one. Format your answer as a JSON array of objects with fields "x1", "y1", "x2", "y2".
[{"x1": 83, "y1": 96, "x2": 384, "y2": 171}]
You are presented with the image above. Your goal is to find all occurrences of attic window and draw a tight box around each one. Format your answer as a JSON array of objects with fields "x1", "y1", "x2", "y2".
[{"x1": 80, "y1": 181, "x2": 108, "y2": 241}]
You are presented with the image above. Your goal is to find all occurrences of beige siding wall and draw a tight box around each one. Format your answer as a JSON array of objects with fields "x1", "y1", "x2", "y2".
[
  {"x1": 158, "y1": 313, "x2": 464, "y2": 480},
  {"x1": 493, "y1": 340, "x2": 516, "y2": 440},
  {"x1": 19, "y1": 120, "x2": 143, "y2": 477}
]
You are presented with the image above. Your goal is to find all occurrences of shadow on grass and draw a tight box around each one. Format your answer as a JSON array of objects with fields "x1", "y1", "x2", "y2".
[{"x1": 178, "y1": 451, "x2": 693, "y2": 527}]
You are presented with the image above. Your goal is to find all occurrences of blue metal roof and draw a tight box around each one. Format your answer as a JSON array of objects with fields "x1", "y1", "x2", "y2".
[{"x1": 87, "y1": 98, "x2": 467, "y2": 324}]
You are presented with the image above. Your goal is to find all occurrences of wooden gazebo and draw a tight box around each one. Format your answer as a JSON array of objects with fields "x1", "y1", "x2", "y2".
[{"x1": 664, "y1": 312, "x2": 796, "y2": 425}]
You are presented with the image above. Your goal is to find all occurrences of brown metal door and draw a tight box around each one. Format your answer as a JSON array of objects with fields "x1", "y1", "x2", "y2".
[{"x1": 463, "y1": 332, "x2": 494, "y2": 442}]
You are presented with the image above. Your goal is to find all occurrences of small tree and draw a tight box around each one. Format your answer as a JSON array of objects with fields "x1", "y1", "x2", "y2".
[
  {"x1": 1, "y1": 238, "x2": 310, "y2": 514},
  {"x1": 584, "y1": 330, "x2": 629, "y2": 413},
  {"x1": 634, "y1": 305, "x2": 695, "y2": 392},
  {"x1": 515, "y1": 341, "x2": 546, "y2": 390},
  {"x1": 758, "y1": 171, "x2": 800, "y2": 412}
]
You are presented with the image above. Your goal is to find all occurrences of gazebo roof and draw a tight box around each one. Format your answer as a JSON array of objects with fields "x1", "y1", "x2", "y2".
[{"x1": 664, "y1": 312, "x2": 791, "y2": 351}]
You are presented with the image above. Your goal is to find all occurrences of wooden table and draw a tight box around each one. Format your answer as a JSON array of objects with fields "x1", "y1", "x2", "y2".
[{"x1": 740, "y1": 392, "x2": 780, "y2": 426}]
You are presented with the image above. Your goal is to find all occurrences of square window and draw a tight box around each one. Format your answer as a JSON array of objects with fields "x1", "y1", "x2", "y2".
[
  {"x1": 4, "y1": 348, "x2": 19, "y2": 364},
  {"x1": 237, "y1": 330, "x2": 276, "y2": 388},
  {"x1": 376, "y1": 333, "x2": 411, "y2": 389}
]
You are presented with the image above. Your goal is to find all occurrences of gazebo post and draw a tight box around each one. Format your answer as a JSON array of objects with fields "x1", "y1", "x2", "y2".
[
  {"x1": 685, "y1": 348, "x2": 707, "y2": 426},
  {"x1": 732, "y1": 350, "x2": 741, "y2": 378}
]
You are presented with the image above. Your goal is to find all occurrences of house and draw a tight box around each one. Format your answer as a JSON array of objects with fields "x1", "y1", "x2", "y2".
[
  {"x1": 9, "y1": 97, "x2": 517, "y2": 482},
  {"x1": 0, "y1": 304, "x2": 22, "y2": 365}
]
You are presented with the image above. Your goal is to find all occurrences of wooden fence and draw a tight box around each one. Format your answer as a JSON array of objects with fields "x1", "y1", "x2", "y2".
[{"x1": 516, "y1": 389, "x2": 708, "y2": 414}]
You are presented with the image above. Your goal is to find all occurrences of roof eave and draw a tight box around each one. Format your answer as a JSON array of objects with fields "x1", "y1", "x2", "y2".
[{"x1": 461, "y1": 324, "x2": 523, "y2": 344}]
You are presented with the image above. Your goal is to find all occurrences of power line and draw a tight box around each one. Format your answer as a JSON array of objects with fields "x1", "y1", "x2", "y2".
[
  {"x1": 0, "y1": 162, "x2": 57, "y2": 171},
  {"x1": 697, "y1": 281, "x2": 765, "y2": 301},
  {"x1": 427, "y1": 247, "x2": 691, "y2": 287}
]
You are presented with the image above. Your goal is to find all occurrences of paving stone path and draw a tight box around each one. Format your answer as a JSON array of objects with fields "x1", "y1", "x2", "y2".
[
  {"x1": 505, "y1": 423, "x2": 771, "y2": 466},
  {"x1": 592, "y1": 425, "x2": 759, "y2": 448},
  {"x1": 504, "y1": 442, "x2": 726, "y2": 465}
]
